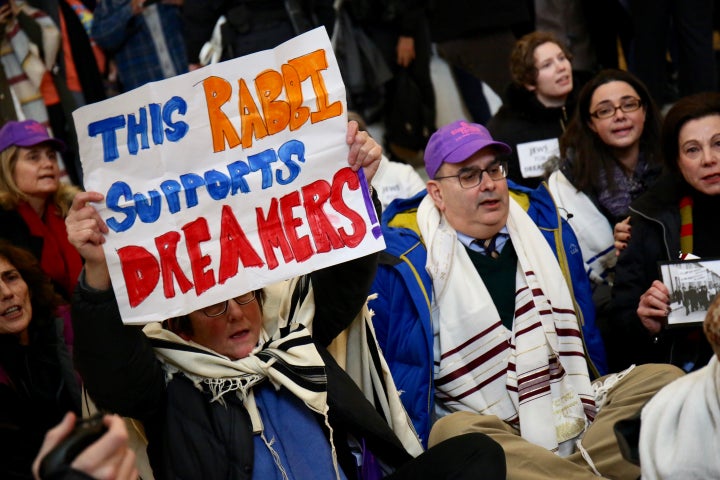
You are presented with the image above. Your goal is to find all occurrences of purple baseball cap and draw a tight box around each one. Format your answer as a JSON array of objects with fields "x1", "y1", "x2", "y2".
[
  {"x1": 424, "y1": 120, "x2": 511, "y2": 179},
  {"x1": 0, "y1": 120, "x2": 65, "y2": 153}
]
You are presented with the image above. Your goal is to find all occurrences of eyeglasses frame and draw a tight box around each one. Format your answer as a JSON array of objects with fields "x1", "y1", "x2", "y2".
[
  {"x1": 589, "y1": 97, "x2": 643, "y2": 119},
  {"x1": 202, "y1": 291, "x2": 257, "y2": 318},
  {"x1": 433, "y1": 161, "x2": 508, "y2": 189}
]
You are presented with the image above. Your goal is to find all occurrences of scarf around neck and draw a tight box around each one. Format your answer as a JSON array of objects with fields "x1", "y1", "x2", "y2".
[
  {"x1": 17, "y1": 201, "x2": 82, "y2": 298},
  {"x1": 143, "y1": 322, "x2": 329, "y2": 430},
  {"x1": 144, "y1": 322, "x2": 342, "y2": 478},
  {"x1": 417, "y1": 195, "x2": 595, "y2": 452}
]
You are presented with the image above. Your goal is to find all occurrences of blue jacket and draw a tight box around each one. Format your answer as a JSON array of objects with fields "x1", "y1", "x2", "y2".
[{"x1": 369, "y1": 182, "x2": 607, "y2": 446}]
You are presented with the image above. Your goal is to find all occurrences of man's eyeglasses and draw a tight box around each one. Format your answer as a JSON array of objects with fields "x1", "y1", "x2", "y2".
[
  {"x1": 590, "y1": 98, "x2": 643, "y2": 119},
  {"x1": 434, "y1": 162, "x2": 508, "y2": 189},
  {"x1": 202, "y1": 291, "x2": 257, "y2": 317}
]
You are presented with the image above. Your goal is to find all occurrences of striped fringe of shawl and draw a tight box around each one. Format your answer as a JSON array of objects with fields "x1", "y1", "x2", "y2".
[
  {"x1": 417, "y1": 195, "x2": 596, "y2": 453},
  {"x1": 264, "y1": 278, "x2": 424, "y2": 458}
]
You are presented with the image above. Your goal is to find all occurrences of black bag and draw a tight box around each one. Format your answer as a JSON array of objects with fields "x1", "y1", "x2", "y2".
[{"x1": 385, "y1": 68, "x2": 434, "y2": 151}]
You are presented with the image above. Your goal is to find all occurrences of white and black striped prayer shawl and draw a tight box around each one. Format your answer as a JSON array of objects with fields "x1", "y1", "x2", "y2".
[
  {"x1": 417, "y1": 195, "x2": 596, "y2": 452},
  {"x1": 143, "y1": 322, "x2": 329, "y2": 430}
]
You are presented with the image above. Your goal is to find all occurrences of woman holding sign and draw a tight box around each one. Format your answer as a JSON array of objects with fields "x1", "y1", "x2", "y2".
[
  {"x1": 611, "y1": 92, "x2": 720, "y2": 373},
  {"x1": 66, "y1": 123, "x2": 506, "y2": 480}
]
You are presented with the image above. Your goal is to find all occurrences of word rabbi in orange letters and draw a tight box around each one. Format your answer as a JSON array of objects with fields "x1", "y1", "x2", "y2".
[{"x1": 203, "y1": 49, "x2": 343, "y2": 152}]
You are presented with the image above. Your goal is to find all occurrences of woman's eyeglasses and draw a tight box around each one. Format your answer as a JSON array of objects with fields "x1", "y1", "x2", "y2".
[
  {"x1": 201, "y1": 291, "x2": 257, "y2": 317},
  {"x1": 590, "y1": 98, "x2": 643, "y2": 119}
]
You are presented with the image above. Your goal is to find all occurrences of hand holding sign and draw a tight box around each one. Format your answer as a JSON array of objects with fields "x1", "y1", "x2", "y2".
[
  {"x1": 345, "y1": 120, "x2": 382, "y2": 183},
  {"x1": 72, "y1": 28, "x2": 387, "y2": 323},
  {"x1": 66, "y1": 191, "x2": 111, "y2": 291}
]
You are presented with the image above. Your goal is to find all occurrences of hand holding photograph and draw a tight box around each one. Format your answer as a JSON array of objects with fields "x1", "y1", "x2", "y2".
[{"x1": 659, "y1": 258, "x2": 720, "y2": 326}]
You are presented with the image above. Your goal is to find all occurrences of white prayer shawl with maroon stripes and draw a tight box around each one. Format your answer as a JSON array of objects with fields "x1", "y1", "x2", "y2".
[{"x1": 417, "y1": 195, "x2": 596, "y2": 452}]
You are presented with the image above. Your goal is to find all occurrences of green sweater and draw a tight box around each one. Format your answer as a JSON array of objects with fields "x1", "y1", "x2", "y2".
[{"x1": 464, "y1": 240, "x2": 518, "y2": 330}]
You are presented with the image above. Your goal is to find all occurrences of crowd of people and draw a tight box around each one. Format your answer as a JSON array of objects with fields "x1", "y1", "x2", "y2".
[{"x1": 2, "y1": 1, "x2": 720, "y2": 479}]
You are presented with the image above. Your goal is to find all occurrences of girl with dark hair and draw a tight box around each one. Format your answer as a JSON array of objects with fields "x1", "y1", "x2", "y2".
[
  {"x1": 547, "y1": 69, "x2": 663, "y2": 288},
  {"x1": 66, "y1": 123, "x2": 506, "y2": 480},
  {"x1": 0, "y1": 241, "x2": 82, "y2": 478},
  {"x1": 611, "y1": 92, "x2": 720, "y2": 372}
]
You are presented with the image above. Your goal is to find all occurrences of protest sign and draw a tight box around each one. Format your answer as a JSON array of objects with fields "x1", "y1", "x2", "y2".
[
  {"x1": 73, "y1": 27, "x2": 385, "y2": 324},
  {"x1": 516, "y1": 138, "x2": 559, "y2": 179}
]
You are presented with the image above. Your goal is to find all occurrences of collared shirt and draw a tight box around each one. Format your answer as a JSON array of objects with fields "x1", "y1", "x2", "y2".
[{"x1": 457, "y1": 226, "x2": 510, "y2": 255}]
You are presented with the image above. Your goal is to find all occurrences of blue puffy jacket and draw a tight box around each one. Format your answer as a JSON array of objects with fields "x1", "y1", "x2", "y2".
[{"x1": 369, "y1": 181, "x2": 607, "y2": 446}]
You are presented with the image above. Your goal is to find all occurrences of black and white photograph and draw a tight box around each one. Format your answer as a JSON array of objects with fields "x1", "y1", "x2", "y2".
[{"x1": 659, "y1": 258, "x2": 720, "y2": 326}]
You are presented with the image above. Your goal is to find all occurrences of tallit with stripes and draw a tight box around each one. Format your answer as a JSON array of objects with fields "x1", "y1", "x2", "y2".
[
  {"x1": 143, "y1": 322, "x2": 328, "y2": 431},
  {"x1": 417, "y1": 195, "x2": 596, "y2": 452}
]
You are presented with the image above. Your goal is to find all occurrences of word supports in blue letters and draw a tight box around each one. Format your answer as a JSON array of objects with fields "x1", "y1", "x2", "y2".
[{"x1": 105, "y1": 139, "x2": 307, "y2": 233}]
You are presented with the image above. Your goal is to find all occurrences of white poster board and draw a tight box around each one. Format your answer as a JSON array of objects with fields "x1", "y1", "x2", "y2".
[
  {"x1": 73, "y1": 28, "x2": 385, "y2": 324},
  {"x1": 516, "y1": 137, "x2": 559, "y2": 179}
]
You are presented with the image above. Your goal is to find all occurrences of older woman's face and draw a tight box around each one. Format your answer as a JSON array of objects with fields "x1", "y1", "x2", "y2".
[
  {"x1": 185, "y1": 294, "x2": 263, "y2": 360},
  {"x1": 12, "y1": 143, "x2": 60, "y2": 200},
  {"x1": 677, "y1": 114, "x2": 720, "y2": 196},
  {"x1": 0, "y1": 256, "x2": 31, "y2": 344}
]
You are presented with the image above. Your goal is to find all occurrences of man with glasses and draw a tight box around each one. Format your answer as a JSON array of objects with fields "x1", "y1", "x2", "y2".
[
  {"x1": 66, "y1": 122, "x2": 508, "y2": 480},
  {"x1": 369, "y1": 120, "x2": 682, "y2": 479}
]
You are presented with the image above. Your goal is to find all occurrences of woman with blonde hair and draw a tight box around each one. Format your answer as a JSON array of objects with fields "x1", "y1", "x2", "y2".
[{"x1": 0, "y1": 120, "x2": 81, "y2": 300}]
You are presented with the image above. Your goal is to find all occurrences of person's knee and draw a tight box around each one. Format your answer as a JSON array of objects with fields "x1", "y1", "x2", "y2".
[
  {"x1": 428, "y1": 412, "x2": 505, "y2": 447},
  {"x1": 435, "y1": 433, "x2": 506, "y2": 480},
  {"x1": 638, "y1": 363, "x2": 685, "y2": 384}
]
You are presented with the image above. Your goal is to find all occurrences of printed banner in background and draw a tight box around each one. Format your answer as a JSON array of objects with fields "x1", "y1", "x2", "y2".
[{"x1": 73, "y1": 28, "x2": 385, "y2": 324}]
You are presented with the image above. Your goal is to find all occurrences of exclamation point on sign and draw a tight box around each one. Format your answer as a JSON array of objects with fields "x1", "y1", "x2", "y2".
[{"x1": 357, "y1": 169, "x2": 382, "y2": 239}]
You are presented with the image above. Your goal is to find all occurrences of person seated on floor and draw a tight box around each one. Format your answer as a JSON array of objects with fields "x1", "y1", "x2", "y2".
[
  {"x1": 612, "y1": 91, "x2": 720, "y2": 372},
  {"x1": 66, "y1": 122, "x2": 506, "y2": 480},
  {"x1": 369, "y1": 120, "x2": 608, "y2": 447},
  {"x1": 636, "y1": 292, "x2": 720, "y2": 479},
  {"x1": 369, "y1": 120, "x2": 683, "y2": 479}
]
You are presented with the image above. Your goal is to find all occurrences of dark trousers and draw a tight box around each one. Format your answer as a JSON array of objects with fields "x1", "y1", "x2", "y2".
[
  {"x1": 629, "y1": 0, "x2": 717, "y2": 102},
  {"x1": 387, "y1": 433, "x2": 506, "y2": 480}
]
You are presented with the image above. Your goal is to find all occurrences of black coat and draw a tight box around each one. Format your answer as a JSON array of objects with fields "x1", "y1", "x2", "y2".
[
  {"x1": 0, "y1": 209, "x2": 43, "y2": 263},
  {"x1": 0, "y1": 316, "x2": 81, "y2": 479},
  {"x1": 487, "y1": 83, "x2": 573, "y2": 189},
  {"x1": 182, "y1": 0, "x2": 336, "y2": 63},
  {"x1": 611, "y1": 173, "x2": 712, "y2": 371},
  {"x1": 72, "y1": 254, "x2": 414, "y2": 480},
  {"x1": 427, "y1": 0, "x2": 530, "y2": 42}
]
